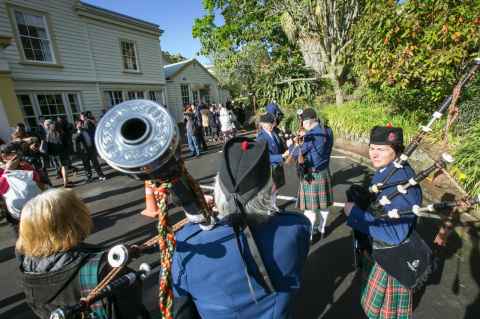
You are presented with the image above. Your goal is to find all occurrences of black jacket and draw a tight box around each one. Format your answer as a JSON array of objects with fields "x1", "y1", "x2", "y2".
[
  {"x1": 73, "y1": 129, "x2": 95, "y2": 154},
  {"x1": 18, "y1": 243, "x2": 149, "y2": 319}
]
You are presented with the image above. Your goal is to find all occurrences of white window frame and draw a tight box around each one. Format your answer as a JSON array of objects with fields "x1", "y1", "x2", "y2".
[
  {"x1": 127, "y1": 90, "x2": 145, "y2": 100},
  {"x1": 9, "y1": 6, "x2": 58, "y2": 65},
  {"x1": 105, "y1": 90, "x2": 124, "y2": 107},
  {"x1": 120, "y1": 39, "x2": 140, "y2": 72},
  {"x1": 180, "y1": 84, "x2": 190, "y2": 106},
  {"x1": 17, "y1": 92, "x2": 83, "y2": 128}
]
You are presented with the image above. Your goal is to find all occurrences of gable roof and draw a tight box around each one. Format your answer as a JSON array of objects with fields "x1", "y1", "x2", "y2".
[{"x1": 163, "y1": 58, "x2": 219, "y2": 82}]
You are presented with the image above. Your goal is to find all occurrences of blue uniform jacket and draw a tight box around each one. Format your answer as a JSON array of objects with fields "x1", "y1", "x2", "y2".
[
  {"x1": 289, "y1": 125, "x2": 333, "y2": 172},
  {"x1": 256, "y1": 129, "x2": 285, "y2": 166},
  {"x1": 347, "y1": 161, "x2": 422, "y2": 245},
  {"x1": 172, "y1": 213, "x2": 311, "y2": 319}
]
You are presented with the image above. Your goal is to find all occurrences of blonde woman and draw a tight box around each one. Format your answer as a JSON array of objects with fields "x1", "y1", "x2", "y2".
[{"x1": 16, "y1": 188, "x2": 149, "y2": 319}]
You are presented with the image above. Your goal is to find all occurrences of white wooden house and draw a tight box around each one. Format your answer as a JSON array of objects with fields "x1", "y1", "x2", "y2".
[
  {"x1": 0, "y1": 0, "x2": 167, "y2": 137},
  {"x1": 164, "y1": 58, "x2": 230, "y2": 123}
]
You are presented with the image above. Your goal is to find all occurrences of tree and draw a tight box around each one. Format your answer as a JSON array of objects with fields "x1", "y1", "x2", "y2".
[
  {"x1": 276, "y1": 0, "x2": 364, "y2": 105},
  {"x1": 162, "y1": 50, "x2": 187, "y2": 64},
  {"x1": 193, "y1": 0, "x2": 318, "y2": 110},
  {"x1": 353, "y1": 0, "x2": 480, "y2": 112}
]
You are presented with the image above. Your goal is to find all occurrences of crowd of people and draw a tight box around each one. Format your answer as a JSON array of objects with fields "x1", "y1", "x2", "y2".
[
  {"x1": 183, "y1": 101, "x2": 245, "y2": 157},
  {"x1": 1, "y1": 100, "x2": 429, "y2": 319},
  {"x1": 0, "y1": 111, "x2": 107, "y2": 234}
]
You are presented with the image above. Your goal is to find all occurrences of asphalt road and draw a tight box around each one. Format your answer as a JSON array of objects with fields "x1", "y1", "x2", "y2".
[{"x1": 0, "y1": 141, "x2": 479, "y2": 319}]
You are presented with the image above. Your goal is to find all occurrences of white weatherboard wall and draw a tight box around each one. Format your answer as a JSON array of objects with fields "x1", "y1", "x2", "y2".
[
  {"x1": 0, "y1": 0, "x2": 166, "y2": 124},
  {"x1": 165, "y1": 59, "x2": 230, "y2": 123}
]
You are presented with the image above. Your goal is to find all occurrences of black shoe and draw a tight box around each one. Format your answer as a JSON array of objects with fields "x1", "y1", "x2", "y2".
[{"x1": 85, "y1": 177, "x2": 93, "y2": 183}]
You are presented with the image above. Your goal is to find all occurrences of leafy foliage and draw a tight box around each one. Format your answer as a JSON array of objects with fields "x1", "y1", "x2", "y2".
[
  {"x1": 276, "y1": 0, "x2": 364, "y2": 104},
  {"x1": 162, "y1": 51, "x2": 187, "y2": 64},
  {"x1": 193, "y1": 0, "x2": 319, "y2": 109},
  {"x1": 353, "y1": 0, "x2": 480, "y2": 111},
  {"x1": 453, "y1": 120, "x2": 480, "y2": 196}
]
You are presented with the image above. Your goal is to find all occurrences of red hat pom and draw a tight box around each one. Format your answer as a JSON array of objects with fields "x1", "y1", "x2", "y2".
[
  {"x1": 386, "y1": 122, "x2": 393, "y2": 128},
  {"x1": 241, "y1": 141, "x2": 249, "y2": 151}
]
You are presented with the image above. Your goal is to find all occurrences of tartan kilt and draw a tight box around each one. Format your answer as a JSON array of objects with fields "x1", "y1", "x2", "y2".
[
  {"x1": 296, "y1": 169, "x2": 333, "y2": 210},
  {"x1": 361, "y1": 260, "x2": 413, "y2": 319}
]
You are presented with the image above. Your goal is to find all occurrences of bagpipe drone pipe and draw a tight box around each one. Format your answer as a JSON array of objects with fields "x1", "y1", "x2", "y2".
[
  {"x1": 370, "y1": 58, "x2": 480, "y2": 194},
  {"x1": 59, "y1": 100, "x2": 214, "y2": 319},
  {"x1": 347, "y1": 58, "x2": 480, "y2": 270}
]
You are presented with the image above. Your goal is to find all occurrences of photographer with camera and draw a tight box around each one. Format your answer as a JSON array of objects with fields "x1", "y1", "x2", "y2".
[{"x1": 0, "y1": 143, "x2": 47, "y2": 234}]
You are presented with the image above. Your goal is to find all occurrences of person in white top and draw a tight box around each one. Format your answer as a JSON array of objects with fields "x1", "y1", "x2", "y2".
[{"x1": 219, "y1": 104, "x2": 236, "y2": 143}]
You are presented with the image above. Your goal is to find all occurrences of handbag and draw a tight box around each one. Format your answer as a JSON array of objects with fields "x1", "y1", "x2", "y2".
[{"x1": 372, "y1": 231, "x2": 432, "y2": 289}]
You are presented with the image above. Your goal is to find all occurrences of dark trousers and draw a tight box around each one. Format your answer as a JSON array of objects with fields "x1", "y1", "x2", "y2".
[{"x1": 80, "y1": 148, "x2": 104, "y2": 178}]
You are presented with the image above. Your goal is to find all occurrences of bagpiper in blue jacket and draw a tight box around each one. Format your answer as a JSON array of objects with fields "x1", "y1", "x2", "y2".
[
  {"x1": 288, "y1": 124, "x2": 334, "y2": 172},
  {"x1": 347, "y1": 160, "x2": 422, "y2": 245},
  {"x1": 256, "y1": 129, "x2": 286, "y2": 166},
  {"x1": 172, "y1": 212, "x2": 311, "y2": 319}
]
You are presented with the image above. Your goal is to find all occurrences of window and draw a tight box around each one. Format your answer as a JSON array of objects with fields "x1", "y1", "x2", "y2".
[
  {"x1": 105, "y1": 91, "x2": 123, "y2": 107},
  {"x1": 192, "y1": 91, "x2": 199, "y2": 105},
  {"x1": 14, "y1": 10, "x2": 55, "y2": 63},
  {"x1": 17, "y1": 95, "x2": 37, "y2": 128},
  {"x1": 181, "y1": 84, "x2": 190, "y2": 106},
  {"x1": 17, "y1": 93, "x2": 81, "y2": 128},
  {"x1": 37, "y1": 94, "x2": 66, "y2": 119},
  {"x1": 68, "y1": 94, "x2": 81, "y2": 120},
  {"x1": 121, "y1": 40, "x2": 139, "y2": 71},
  {"x1": 204, "y1": 94, "x2": 210, "y2": 104},
  {"x1": 149, "y1": 91, "x2": 162, "y2": 103},
  {"x1": 127, "y1": 91, "x2": 144, "y2": 100}
]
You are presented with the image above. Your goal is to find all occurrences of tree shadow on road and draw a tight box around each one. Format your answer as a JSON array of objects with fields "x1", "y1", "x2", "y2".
[
  {"x1": 293, "y1": 235, "x2": 362, "y2": 319},
  {"x1": 82, "y1": 183, "x2": 144, "y2": 204},
  {"x1": 464, "y1": 224, "x2": 480, "y2": 319},
  {"x1": 0, "y1": 246, "x2": 15, "y2": 264},
  {"x1": 332, "y1": 163, "x2": 371, "y2": 187}
]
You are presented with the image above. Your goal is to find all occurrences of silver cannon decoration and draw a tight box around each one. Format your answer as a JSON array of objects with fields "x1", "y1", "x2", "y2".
[{"x1": 95, "y1": 99, "x2": 179, "y2": 179}]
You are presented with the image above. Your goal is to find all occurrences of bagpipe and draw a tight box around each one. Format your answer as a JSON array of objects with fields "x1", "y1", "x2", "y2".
[
  {"x1": 49, "y1": 263, "x2": 152, "y2": 319},
  {"x1": 377, "y1": 194, "x2": 480, "y2": 220},
  {"x1": 50, "y1": 100, "x2": 215, "y2": 319},
  {"x1": 284, "y1": 109, "x2": 307, "y2": 178},
  {"x1": 369, "y1": 58, "x2": 480, "y2": 194},
  {"x1": 348, "y1": 58, "x2": 480, "y2": 272}
]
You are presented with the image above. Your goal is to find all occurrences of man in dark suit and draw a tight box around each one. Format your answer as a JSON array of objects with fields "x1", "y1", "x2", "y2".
[{"x1": 74, "y1": 121, "x2": 106, "y2": 183}]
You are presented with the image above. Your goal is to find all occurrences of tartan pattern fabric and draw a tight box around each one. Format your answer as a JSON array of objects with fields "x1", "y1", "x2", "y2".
[
  {"x1": 79, "y1": 253, "x2": 109, "y2": 319},
  {"x1": 296, "y1": 169, "x2": 333, "y2": 210},
  {"x1": 361, "y1": 260, "x2": 413, "y2": 319}
]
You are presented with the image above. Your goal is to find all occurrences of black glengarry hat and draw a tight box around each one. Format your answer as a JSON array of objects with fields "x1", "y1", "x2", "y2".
[
  {"x1": 370, "y1": 125, "x2": 404, "y2": 145},
  {"x1": 259, "y1": 113, "x2": 275, "y2": 124},
  {"x1": 301, "y1": 108, "x2": 317, "y2": 120},
  {"x1": 219, "y1": 137, "x2": 271, "y2": 207}
]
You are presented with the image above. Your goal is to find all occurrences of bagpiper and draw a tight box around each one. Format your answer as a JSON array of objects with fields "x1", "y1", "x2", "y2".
[
  {"x1": 343, "y1": 125, "x2": 430, "y2": 319},
  {"x1": 286, "y1": 108, "x2": 334, "y2": 238},
  {"x1": 256, "y1": 113, "x2": 288, "y2": 212}
]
